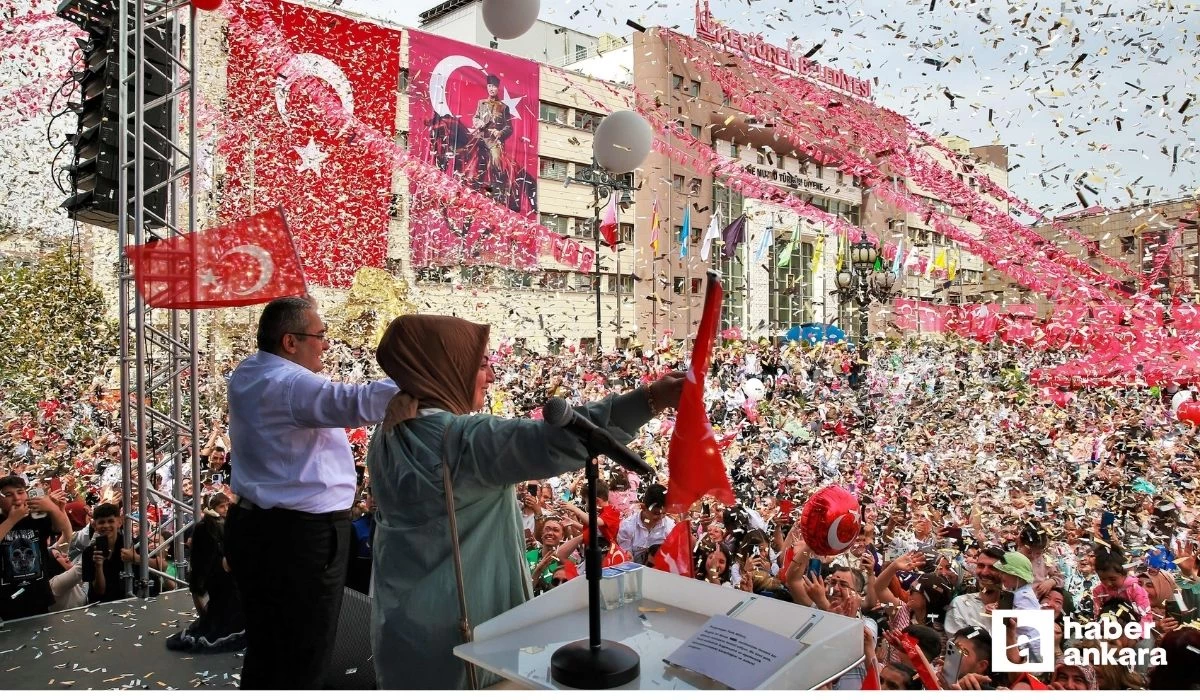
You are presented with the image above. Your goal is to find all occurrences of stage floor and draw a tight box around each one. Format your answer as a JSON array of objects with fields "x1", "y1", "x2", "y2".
[{"x1": 0, "y1": 591, "x2": 243, "y2": 690}]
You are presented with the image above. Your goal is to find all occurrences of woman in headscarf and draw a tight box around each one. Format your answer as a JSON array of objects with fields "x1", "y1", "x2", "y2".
[{"x1": 367, "y1": 315, "x2": 684, "y2": 689}]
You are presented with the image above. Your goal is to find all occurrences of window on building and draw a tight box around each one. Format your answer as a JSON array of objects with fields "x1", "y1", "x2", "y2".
[
  {"x1": 672, "y1": 174, "x2": 686, "y2": 192},
  {"x1": 712, "y1": 183, "x2": 744, "y2": 222},
  {"x1": 1120, "y1": 235, "x2": 1137, "y2": 254},
  {"x1": 539, "y1": 271, "x2": 571, "y2": 290},
  {"x1": 388, "y1": 193, "x2": 403, "y2": 219},
  {"x1": 540, "y1": 102, "x2": 568, "y2": 124},
  {"x1": 756, "y1": 149, "x2": 768, "y2": 166},
  {"x1": 506, "y1": 270, "x2": 533, "y2": 288},
  {"x1": 576, "y1": 44, "x2": 588, "y2": 61},
  {"x1": 690, "y1": 123, "x2": 702, "y2": 138},
  {"x1": 399, "y1": 68, "x2": 409, "y2": 92},
  {"x1": 460, "y1": 265, "x2": 492, "y2": 287},
  {"x1": 689, "y1": 177, "x2": 703, "y2": 194},
  {"x1": 730, "y1": 142, "x2": 740, "y2": 158},
  {"x1": 575, "y1": 217, "x2": 595, "y2": 239},
  {"x1": 671, "y1": 74, "x2": 684, "y2": 90},
  {"x1": 574, "y1": 109, "x2": 603, "y2": 132},
  {"x1": 540, "y1": 158, "x2": 569, "y2": 180},
  {"x1": 770, "y1": 241, "x2": 815, "y2": 327},
  {"x1": 689, "y1": 79, "x2": 701, "y2": 97},
  {"x1": 619, "y1": 222, "x2": 634, "y2": 244},
  {"x1": 579, "y1": 338, "x2": 596, "y2": 354},
  {"x1": 540, "y1": 213, "x2": 568, "y2": 235},
  {"x1": 690, "y1": 277, "x2": 703, "y2": 294},
  {"x1": 577, "y1": 273, "x2": 599, "y2": 292},
  {"x1": 415, "y1": 266, "x2": 453, "y2": 284},
  {"x1": 720, "y1": 248, "x2": 746, "y2": 329},
  {"x1": 691, "y1": 227, "x2": 703, "y2": 245},
  {"x1": 778, "y1": 155, "x2": 787, "y2": 171},
  {"x1": 607, "y1": 274, "x2": 634, "y2": 293},
  {"x1": 673, "y1": 276, "x2": 686, "y2": 294}
]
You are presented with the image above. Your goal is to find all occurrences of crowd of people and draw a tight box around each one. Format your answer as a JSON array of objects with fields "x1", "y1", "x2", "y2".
[{"x1": 3, "y1": 321, "x2": 1200, "y2": 689}]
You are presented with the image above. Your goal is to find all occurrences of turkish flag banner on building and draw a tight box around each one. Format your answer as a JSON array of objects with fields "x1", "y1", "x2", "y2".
[
  {"x1": 407, "y1": 30, "x2": 541, "y2": 269},
  {"x1": 652, "y1": 519, "x2": 695, "y2": 578},
  {"x1": 124, "y1": 207, "x2": 307, "y2": 309},
  {"x1": 221, "y1": 0, "x2": 401, "y2": 288},
  {"x1": 666, "y1": 272, "x2": 735, "y2": 512}
]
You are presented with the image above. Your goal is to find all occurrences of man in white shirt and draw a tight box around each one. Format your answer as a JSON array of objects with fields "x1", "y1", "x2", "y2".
[
  {"x1": 616, "y1": 483, "x2": 676, "y2": 564},
  {"x1": 944, "y1": 545, "x2": 1005, "y2": 636},
  {"x1": 224, "y1": 297, "x2": 396, "y2": 689}
]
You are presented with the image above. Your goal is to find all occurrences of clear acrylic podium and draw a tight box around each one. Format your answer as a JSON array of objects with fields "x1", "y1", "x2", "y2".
[{"x1": 454, "y1": 568, "x2": 865, "y2": 690}]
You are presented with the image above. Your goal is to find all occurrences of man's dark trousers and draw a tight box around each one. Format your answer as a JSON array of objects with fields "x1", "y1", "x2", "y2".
[{"x1": 226, "y1": 502, "x2": 351, "y2": 689}]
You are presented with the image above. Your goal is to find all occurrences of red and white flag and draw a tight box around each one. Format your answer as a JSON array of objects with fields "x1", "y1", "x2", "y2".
[
  {"x1": 124, "y1": 207, "x2": 307, "y2": 309},
  {"x1": 666, "y1": 272, "x2": 736, "y2": 512},
  {"x1": 652, "y1": 520, "x2": 694, "y2": 577},
  {"x1": 220, "y1": 0, "x2": 402, "y2": 288},
  {"x1": 599, "y1": 191, "x2": 619, "y2": 249}
]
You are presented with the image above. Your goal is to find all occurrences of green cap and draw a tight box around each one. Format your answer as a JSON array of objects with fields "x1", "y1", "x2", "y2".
[{"x1": 994, "y1": 551, "x2": 1034, "y2": 584}]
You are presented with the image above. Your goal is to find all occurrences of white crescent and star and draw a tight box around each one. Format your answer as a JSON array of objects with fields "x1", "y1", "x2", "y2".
[
  {"x1": 275, "y1": 53, "x2": 356, "y2": 176},
  {"x1": 222, "y1": 245, "x2": 276, "y2": 297},
  {"x1": 198, "y1": 245, "x2": 276, "y2": 297},
  {"x1": 826, "y1": 514, "x2": 858, "y2": 552},
  {"x1": 294, "y1": 137, "x2": 329, "y2": 176},
  {"x1": 276, "y1": 53, "x2": 355, "y2": 134},
  {"x1": 428, "y1": 54, "x2": 524, "y2": 119}
]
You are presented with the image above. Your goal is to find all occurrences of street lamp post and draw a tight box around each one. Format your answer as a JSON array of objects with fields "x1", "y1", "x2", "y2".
[
  {"x1": 832, "y1": 232, "x2": 900, "y2": 361},
  {"x1": 570, "y1": 159, "x2": 637, "y2": 354}
]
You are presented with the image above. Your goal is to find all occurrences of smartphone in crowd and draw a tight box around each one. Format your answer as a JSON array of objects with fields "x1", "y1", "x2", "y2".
[
  {"x1": 942, "y1": 643, "x2": 964, "y2": 687},
  {"x1": 1100, "y1": 510, "x2": 1117, "y2": 540},
  {"x1": 1165, "y1": 594, "x2": 1198, "y2": 624},
  {"x1": 527, "y1": 483, "x2": 539, "y2": 498},
  {"x1": 26, "y1": 486, "x2": 47, "y2": 519},
  {"x1": 806, "y1": 557, "x2": 823, "y2": 578}
]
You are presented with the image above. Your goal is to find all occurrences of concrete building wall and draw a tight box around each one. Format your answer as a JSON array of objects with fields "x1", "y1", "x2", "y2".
[{"x1": 418, "y1": 1, "x2": 599, "y2": 67}]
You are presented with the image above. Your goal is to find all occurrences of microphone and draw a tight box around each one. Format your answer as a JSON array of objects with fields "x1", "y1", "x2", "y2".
[{"x1": 543, "y1": 397, "x2": 654, "y2": 477}]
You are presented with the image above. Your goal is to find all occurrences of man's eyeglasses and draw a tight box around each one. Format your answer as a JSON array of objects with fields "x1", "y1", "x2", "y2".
[{"x1": 289, "y1": 331, "x2": 326, "y2": 341}]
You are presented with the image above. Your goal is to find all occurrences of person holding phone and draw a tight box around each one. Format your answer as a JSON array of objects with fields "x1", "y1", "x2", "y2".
[
  {"x1": 1, "y1": 474, "x2": 72, "y2": 620},
  {"x1": 81, "y1": 502, "x2": 128, "y2": 604}
]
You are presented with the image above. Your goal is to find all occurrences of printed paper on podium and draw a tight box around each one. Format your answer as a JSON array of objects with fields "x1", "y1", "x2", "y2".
[{"x1": 664, "y1": 614, "x2": 803, "y2": 689}]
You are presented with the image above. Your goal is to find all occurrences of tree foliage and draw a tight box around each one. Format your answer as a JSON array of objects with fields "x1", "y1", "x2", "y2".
[{"x1": 0, "y1": 244, "x2": 116, "y2": 411}]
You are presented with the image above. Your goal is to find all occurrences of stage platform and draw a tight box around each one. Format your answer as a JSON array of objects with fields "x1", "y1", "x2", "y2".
[{"x1": 0, "y1": 591, "x2": 243, "y2": 690}]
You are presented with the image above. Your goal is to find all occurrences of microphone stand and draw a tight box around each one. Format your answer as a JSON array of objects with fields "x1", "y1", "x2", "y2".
[{"x1": 549, "y1": 445, "x2": 640, "y2": 688}]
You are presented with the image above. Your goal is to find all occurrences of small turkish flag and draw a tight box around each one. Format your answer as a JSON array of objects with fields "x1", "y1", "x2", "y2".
[
  {"x1": 652, "y1": 519, "x2": 694, "y2": 578},
  {"x1": 599, "y1": 191, "x2": 619, "y2": 249},
  {"x1": 124, "y1": 207, "x2": 307, "y2": 309},
  {"x1": 666, "y1": 271, "x2": 735, "y2": 512}
]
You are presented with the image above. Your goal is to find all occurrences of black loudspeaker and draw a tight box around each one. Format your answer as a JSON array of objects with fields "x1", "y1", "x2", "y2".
[
  {"x1": 57, "y1": 0, "x2": 173, "y2": 230},
  {"x1": 324, "y1": 587, "x2": 377, "y2": 690}
]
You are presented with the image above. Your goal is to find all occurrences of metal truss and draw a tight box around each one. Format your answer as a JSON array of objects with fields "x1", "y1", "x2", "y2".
[{"x1": 114, "y1": 0, "x2": 200, "y2": 597}]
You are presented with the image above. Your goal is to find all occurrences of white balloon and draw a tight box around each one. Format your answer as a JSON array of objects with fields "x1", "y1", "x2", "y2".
[
  {"x1": 743, "y1": 377, "x2": 765, "y2": 401},
  {"x1": 1172, "y1": 390, "x2": 1193, "y2": 414},
  {"x1": 592, "y1": 110, "x2": 653, "y2": 173},
  {"x1": 482, "y1": 0, "x2": 540, "y2": 40}
]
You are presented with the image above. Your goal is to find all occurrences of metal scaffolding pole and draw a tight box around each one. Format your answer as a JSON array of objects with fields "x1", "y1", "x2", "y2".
[{"x1": 116, "y1": 0, "x2": 200, "y2": 598}]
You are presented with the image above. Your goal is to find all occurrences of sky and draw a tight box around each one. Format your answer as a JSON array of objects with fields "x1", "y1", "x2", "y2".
[{"x1": 339, "y1": 0, "x2": 1200, "y2": 215}]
